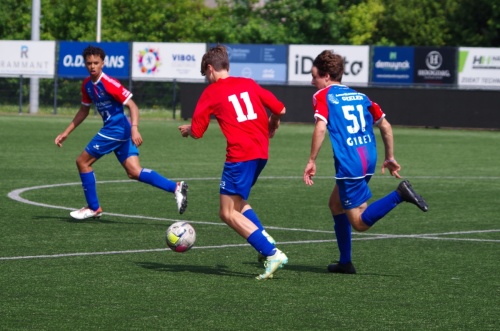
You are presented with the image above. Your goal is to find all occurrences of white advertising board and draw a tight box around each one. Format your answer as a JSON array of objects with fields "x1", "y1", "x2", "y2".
[
  {"x1": 131, "y1": 42, "x2": 206, "y2": 81},
  {"x1": 458, "y1": 47, "x2": 500, "y2": 89},
  {"x1": 0, "y1": 40, "x2": 56, "y2": 77},
  {"x1": 288, "y1": 45, "x2": 370, "y2": 85}
]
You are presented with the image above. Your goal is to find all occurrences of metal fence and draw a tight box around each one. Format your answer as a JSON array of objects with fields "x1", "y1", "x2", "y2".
[{"x1": 0, "y1": 77, "x2": 180, "y2": 117}]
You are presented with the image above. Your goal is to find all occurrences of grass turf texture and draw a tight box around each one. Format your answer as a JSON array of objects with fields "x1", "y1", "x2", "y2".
[{"x1": 0, "y1": 114, "x2": 498, "y2": 330}]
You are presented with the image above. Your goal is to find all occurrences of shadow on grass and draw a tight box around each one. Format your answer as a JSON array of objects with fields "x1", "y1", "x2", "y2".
[
  {"x1": 244, "y1": 261, "x2": 401, "y2": 278},
  {"x1": 32, "y1": 215, "x2": 122, "y2": 224},
  {"x1": 136, "y1": 261, "x2": 252, "y2": 278}
]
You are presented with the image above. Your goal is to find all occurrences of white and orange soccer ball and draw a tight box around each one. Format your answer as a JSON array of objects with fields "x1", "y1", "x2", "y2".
[{"x1": 165, "y1": 221, "x2": 196, "y2": 253}]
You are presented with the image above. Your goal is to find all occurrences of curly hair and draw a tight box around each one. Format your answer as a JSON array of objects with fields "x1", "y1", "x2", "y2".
[
  {"x1": 82, "y1": 45, "x2": 106, "y2": 61},
  {"x1": 312, "y1": 50, "x2": 344, "y2": 82}
]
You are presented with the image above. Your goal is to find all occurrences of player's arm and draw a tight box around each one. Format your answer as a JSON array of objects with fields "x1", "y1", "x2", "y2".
[
  {"x1": 54, "y1": 104, "x2": 90, "y2": 147},
  {"x1": 269, "y1": 107, "x2": 286, "y2": 138},
  {"x1": 377, "y1": 117, "x2": 401, "y2": 178},
  {"x1": 125, "y1": 98, "x2": 143, "y2": 147},
  {"x1": 179, "y1": 92, "x2": 211, "y2": 139},
  {"x1": 178, "y1": 124, "x2": 197, "y2": 138},
  {"x1": 303, "y1": 119, "x2": 327, "y2": 186}
]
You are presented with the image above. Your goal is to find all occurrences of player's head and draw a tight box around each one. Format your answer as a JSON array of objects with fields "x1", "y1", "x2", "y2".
[
  {"x1": 201, "y1": 45, "x2": 230, "y2": 78},
  {"x1": 83, "y1": 45, "x2": 105, "y2": 80},
  {"x1": 311, "y1": 50, "x2": 344, "y2": 89},
  {"x1": 83, "y1": 45, "x2": 106, "y2": 61}
]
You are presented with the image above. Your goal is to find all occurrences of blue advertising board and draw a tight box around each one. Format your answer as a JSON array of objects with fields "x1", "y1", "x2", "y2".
[
  {"x1": 209, "y1": 43, "x2": 287, "y2": 83},
  {"x1": 372, "y1": 46, "x2": 414, "y2": 84},
  {"x1": 58, "y1": 41, "x2": 130, "y2": 79}
]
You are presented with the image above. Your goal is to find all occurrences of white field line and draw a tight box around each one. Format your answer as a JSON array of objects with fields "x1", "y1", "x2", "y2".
[
  {"x1": 3, "y1": 179, "x2": 499, "y2": 261},
  {"x1": 1, "y1": 231, "x2": 499, "y2": 261}
]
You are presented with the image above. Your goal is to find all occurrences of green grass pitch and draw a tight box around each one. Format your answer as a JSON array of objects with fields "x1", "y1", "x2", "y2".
[{"x1": 0, "y1": 114, "x2": 498, "y2": 330}]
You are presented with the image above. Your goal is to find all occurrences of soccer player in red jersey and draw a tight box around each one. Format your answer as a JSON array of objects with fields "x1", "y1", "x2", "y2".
[{"x1": 179, "y1": 45, "x2": 287, "y2": 280}]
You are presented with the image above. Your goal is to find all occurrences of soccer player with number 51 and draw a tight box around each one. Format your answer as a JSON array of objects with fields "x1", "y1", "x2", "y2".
[{"x1": 303, "y1": 50, "x2": 428, "y2": 275}]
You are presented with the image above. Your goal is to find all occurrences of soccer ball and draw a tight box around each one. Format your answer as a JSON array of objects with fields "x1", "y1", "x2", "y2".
[{"x1": 165, "y1": 221, "x2": 196, "y2": 253}]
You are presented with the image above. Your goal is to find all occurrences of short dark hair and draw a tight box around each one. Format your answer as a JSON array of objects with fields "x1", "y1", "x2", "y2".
[
  {"x1": 82, "y1": 45, "x2": 106, "y2": 61},
  {"x1": 200, "y1": 45, "x2": 229, "y2": 76},
  {"x1": 312, "y1": 50, "x2": 344, "y2": 82}
]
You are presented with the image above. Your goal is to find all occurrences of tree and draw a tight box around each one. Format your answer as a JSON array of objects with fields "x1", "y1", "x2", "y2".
[
  {"x1": 0, "y1": 0, "x2": 32, "y2": 40},
  {"x1": 342, "y1": 0, "x2": 385, "y2": 45},
  {"x1": 1, "y1": 0, "x2": 499, "y2": 47},
  {"x1": 375, "y1": 0, "x2": 452, "y2": 46},
  {"x1": 446, "y1": 0, "x2": 500, "y2": 46}
]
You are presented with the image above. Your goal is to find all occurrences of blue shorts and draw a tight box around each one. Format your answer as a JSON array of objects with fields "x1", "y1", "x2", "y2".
[
  {"x1": 220, "y1": 159, "x2": 267, "y2": 200},
  {"x1": 85, "y1": 133, "x2": 139, "y2": 164},
  {"x1": 337, "y1": 176, "x2": 372, "y2": 209}
]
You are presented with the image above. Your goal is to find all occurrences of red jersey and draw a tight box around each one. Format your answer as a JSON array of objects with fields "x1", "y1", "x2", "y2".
[{"x1": 190, "y1": 76, "x2": 285, "y2": 162}]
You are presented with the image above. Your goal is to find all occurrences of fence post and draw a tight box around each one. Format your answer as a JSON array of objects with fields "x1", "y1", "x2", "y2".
[
  {"x1": 18, "y1": 75, "x2": 23, "y2": 114},
  {"x1": 53, "y1": 77, "x2": 58, "y2": 114},
  {"x1": 172, "y1": 79, "x2": 177, "y2": 120}
]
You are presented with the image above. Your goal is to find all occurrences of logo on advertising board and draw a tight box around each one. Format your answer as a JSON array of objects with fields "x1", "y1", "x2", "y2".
[
  {"x1": 288, "y1": 45, "x2": 369, "y2": 85},
  {"x1": 0, "y1": 40, "x2": 56, "y2": 77},
  {"x1": 57, "y1": 42, "x2": 130, "y2": 79},
  {"x1": 458, "y1": 47, "x2": 500, "y2": 88},
  {"x1": 413, "y1": 47, "x2": 456, "y2": 84},
  {"x1": 132, "y1": 42, "x2": 205, "y2": 82},
  {"x1": 372, "y1": 47, "x2": 414, "y2": 84},
  {"x1": 138, "y1": 48, "x2": 161, "y2": 74},
  {"x1": 210, "y1": 43, "x2": 287, "y2": 83}
]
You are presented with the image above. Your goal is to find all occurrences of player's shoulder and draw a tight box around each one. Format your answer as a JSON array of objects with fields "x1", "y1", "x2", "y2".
[
  {"x1": 313, "y1": 85, "x2": 332, "y2": 100},
  {"x1": 100, "y1": 73, "x2": 123, "y2": 89}
]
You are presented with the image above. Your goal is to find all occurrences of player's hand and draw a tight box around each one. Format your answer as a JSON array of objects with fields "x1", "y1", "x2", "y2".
[
  {"x1": 131, "y1": 127, "x2": 143, "y2": 147},
  {"x1": 178, "y1": 125, "x2": 191, "y2": 138},
  {"x1": 303, "y1": 161, "x2": 316, "y2": 186},
  {"x1": 381, "y1": 159, "x2": 402, "y2": 178},
  {"x1": 268, "y1": 117, "x2": 280, "y2": 138},
  {"x1": 54, "y1": 133, "x2": 67, "y2": 147}
]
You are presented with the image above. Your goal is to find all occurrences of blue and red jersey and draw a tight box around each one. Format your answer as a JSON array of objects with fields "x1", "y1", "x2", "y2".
[
  {"x1": 81, "y1": 72, "x2": 133, "y2": 140},
  {"x1": 312, "y1": 84, "x2": 385, "y2": 179}
]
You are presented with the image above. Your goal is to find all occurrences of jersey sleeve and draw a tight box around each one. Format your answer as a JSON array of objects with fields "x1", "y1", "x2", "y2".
[
  {"x1": 101, "y1": 74, "x2": 133, "y2": 105},
  {"x1": 190, "y1": 90, "x2": 213, "y2": 139},
  {"x1": 257, "y1": 83, "x2": 285, "y2": 115},
  {"x1": 312, "y1": 88, "x2": 329, "y2": 123},
  {"x1": 81, "y1": 79, "x2": 92, "y2": 106},
  {"x1": 368, "y1": 101, "x2": 386, "y2": 125}
]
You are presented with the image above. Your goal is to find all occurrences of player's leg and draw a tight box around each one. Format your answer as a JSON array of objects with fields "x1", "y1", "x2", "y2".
[
  {"x1": 219, "y1": 194, "x2": 261, "y2": 237},
  {"x1": 359, "y1": 180, "x2": 428, "y2": 227},
  {"x1": 220, "y1": 161, "x2": 287, "y2": 279},
  {"x1": 238, "y1": 159, "x2": 276, "y2": 258},
  {"x1": 328, "y1": 184, "x2": 356, "y2": 274},
  {"x1": 70, "y1": 149, "x2": 101, "y2": 220},
  {"x1": 220, "y1": 194, "x2": 287, "y2": 280},
  {"x1": 118, "y1": 141, "x2": 187, "y2": 214},
  {"x1": 242, "y1": 201, "x2": 277, "y2": 262}
]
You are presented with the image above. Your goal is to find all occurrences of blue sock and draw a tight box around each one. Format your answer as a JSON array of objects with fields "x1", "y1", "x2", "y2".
[
  {"x1": 361, "y1": 191, "x2": 403, "y2": 227},
  {"x1": 247, "y1": 230, "x2": 276, "y2": 256},
  {"x1": 243, "y1": 209, "x2": 264, "y2": 230},
  {"x1": 333, "y1": 214, "x2": 352, "y2": 264},
  {"x1": 80, "y1": 171, "x2": 99, "y2": 211},
  {"x1": 138, "y1": 168, "x2": 177, "y2": 193}
]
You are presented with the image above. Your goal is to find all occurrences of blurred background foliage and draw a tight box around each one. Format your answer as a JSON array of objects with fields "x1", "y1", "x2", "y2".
[{"x1": 0, "y1": 0, "x2": 498, "y2": 47}]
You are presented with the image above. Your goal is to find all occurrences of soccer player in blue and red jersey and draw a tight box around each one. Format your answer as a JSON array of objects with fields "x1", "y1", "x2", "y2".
[
  {"x1": 55, "y1": 45, "x2": 187, "y2": 220},
  {"x1": 303, "y1": 50, "x2": 428, "y2": 274},
  {"x1": 178, "y1": 45, "x2": 288, "y2": 280}
]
